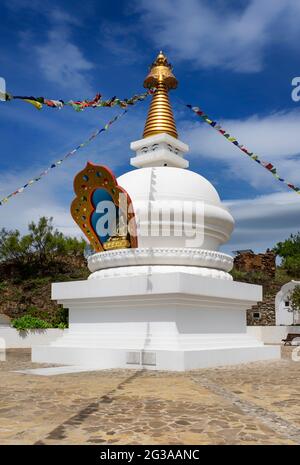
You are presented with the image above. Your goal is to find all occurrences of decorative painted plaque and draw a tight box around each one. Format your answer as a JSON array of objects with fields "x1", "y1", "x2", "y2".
[{"x1": 71, "y1": 162, "x2": 138, "y2": 252}]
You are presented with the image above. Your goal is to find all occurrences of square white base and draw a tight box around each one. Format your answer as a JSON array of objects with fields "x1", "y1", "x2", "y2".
[{"x1": 32, "y1": 272, "x2": 281, "y2": 371}]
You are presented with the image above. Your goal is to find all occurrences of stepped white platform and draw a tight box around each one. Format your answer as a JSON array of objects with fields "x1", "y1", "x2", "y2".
[
  {"x1": 32, "y1": 126, "x2": 281, "y2": 371},
  {"x1": 32, "y1": 270, "x2": 280, "y2": 371}
]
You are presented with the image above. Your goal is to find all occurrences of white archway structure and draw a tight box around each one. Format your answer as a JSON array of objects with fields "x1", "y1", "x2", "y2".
[{"x1": 276, "y1": 281, "x2": 300, "y2": 326}]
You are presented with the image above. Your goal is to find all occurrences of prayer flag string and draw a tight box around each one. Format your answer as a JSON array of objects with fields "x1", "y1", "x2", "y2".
[
  {"x1": 0, "y1": 89, "x2": 154, "y2": 206},
  {"x1": 1, "y1": 89, "x2": 155, "y2": 111},
  {"x1": 186, "y1": 104, "x2": 300, "y2": 195},
  {"x1": 0, "y1": 111, "x2": 128, "y2": 206}
]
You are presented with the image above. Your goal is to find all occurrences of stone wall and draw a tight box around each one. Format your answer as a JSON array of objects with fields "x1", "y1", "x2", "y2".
[
  {"x1": 247, "y1": 297, "x2": 276, "y2": 326},
  {"x1": 234, "y1": 250, "x2": 276, "y2": 278}
]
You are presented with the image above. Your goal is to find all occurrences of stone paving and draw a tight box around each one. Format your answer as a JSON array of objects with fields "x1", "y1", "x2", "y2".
[{"x1": 0, "y1": 347, "x2": 300, "y2": 445}]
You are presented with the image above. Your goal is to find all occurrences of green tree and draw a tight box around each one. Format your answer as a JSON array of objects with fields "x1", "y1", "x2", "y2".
[
  {"x1": 0, "y1": 217, "x2": 86, "y2": 267},
  {"x1": 289, "y1": 285, "x2": 300, "y2": 325},
  {"x1": 28, "y1": 217, "x2": 55, "y2": 265},
  {"x1": 274, "y1": 233, "x2": 300, "y2": 277},
  {"x1": 0, "y1": 228, "x2": 32, "y2": 263}
]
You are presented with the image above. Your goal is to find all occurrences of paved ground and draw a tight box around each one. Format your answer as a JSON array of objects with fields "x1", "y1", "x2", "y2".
[{"x1": 0, "y1": 347, "x2": 300, "y2": 445}]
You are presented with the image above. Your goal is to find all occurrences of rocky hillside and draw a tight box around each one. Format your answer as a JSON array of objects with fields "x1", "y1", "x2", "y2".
[{"x1": 0, "y1": 257, "x2": 89, "y2": 326}]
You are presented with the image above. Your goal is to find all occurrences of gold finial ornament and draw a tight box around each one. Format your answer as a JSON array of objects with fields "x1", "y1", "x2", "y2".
[{"x1": 143, "y1": 51, "x2": 178, "y2": 139}]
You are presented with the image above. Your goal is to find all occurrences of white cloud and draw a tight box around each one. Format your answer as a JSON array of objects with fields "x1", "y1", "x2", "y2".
[
  {"x1": 0, "y1": 156, "x2": 82, "y2": 237},
  {"x1": 99, "y1": 22, "x2": 141, "y2": 64},
  {"x1": 34, "y1": 24, "x2": 93, "y2": 93},
  {"x1": 179, "y1": 109, "x2": 300, "y2": 189},
  {"x1": 135, "y1": 0, "x2": 300, "y2": 72},
  {"x1": 15, "y1": 6, "x2": 94, "y2": 93},
  {"x1": 0, "y1": 164, "x2": 80, "y2": 236},
  {"x1": 222, "y1": 191, "x2": 300, "y2": 253}
]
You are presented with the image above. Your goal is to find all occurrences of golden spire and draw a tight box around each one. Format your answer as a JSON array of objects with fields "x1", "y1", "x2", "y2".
[{"x1": 143, "y1": 51, "x2": 178, "y2": 139}]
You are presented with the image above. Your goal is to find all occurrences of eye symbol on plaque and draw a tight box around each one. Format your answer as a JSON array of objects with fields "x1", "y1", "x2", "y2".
[{"x1": 71, "y1": 162, "x2": 138, "y2": 252}]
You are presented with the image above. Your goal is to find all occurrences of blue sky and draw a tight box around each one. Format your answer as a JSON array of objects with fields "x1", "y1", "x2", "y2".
[{"x1": 0, "y1": 0, "x2": 300, "y2": 253}]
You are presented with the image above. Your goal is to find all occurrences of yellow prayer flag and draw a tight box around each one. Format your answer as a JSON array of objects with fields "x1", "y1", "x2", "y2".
[{"x1": 23, "y1": 99, "x2": 43, "y2": 110}]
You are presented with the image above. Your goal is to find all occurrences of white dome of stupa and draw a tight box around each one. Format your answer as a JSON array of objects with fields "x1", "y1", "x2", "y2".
[{"x1": 118, "y1": 165, "x2": 234, "y2": 250}]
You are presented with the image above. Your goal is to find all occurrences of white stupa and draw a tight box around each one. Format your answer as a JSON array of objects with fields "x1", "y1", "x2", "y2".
[{"x1": 32, "y1": 53, "x2": 280, "y2": 370}]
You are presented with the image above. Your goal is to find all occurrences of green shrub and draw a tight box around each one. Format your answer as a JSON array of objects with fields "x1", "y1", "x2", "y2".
[
  {"x1": 48, "y1": 307, "x2": 69, "y2": 328},
  {"x1": 274, "y1": 233, "x2": 300, "y2": 258},
  {"x1": 282, "y1": 256, "x2": 300, "y2": 278},
  {"x1": 11, "y1": 315, "x2": 52, "y2": 331},
  {"x1": 19, "y1": 305, "x2": 68, "y2": 328},
  {"x1": 230, "y1": 269, "x2": 269, "y2": 284},
  {"x1": 26, "y1": 305, "x2": 49, "y2": 321},
  {"x1": 57, "y1": 322, "x2": 67, "y2": 329}
]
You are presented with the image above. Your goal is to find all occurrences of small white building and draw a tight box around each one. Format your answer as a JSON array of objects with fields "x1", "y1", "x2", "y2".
[{"x1": 275, "y1": 281, "x2": 300, "y2": 326}]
